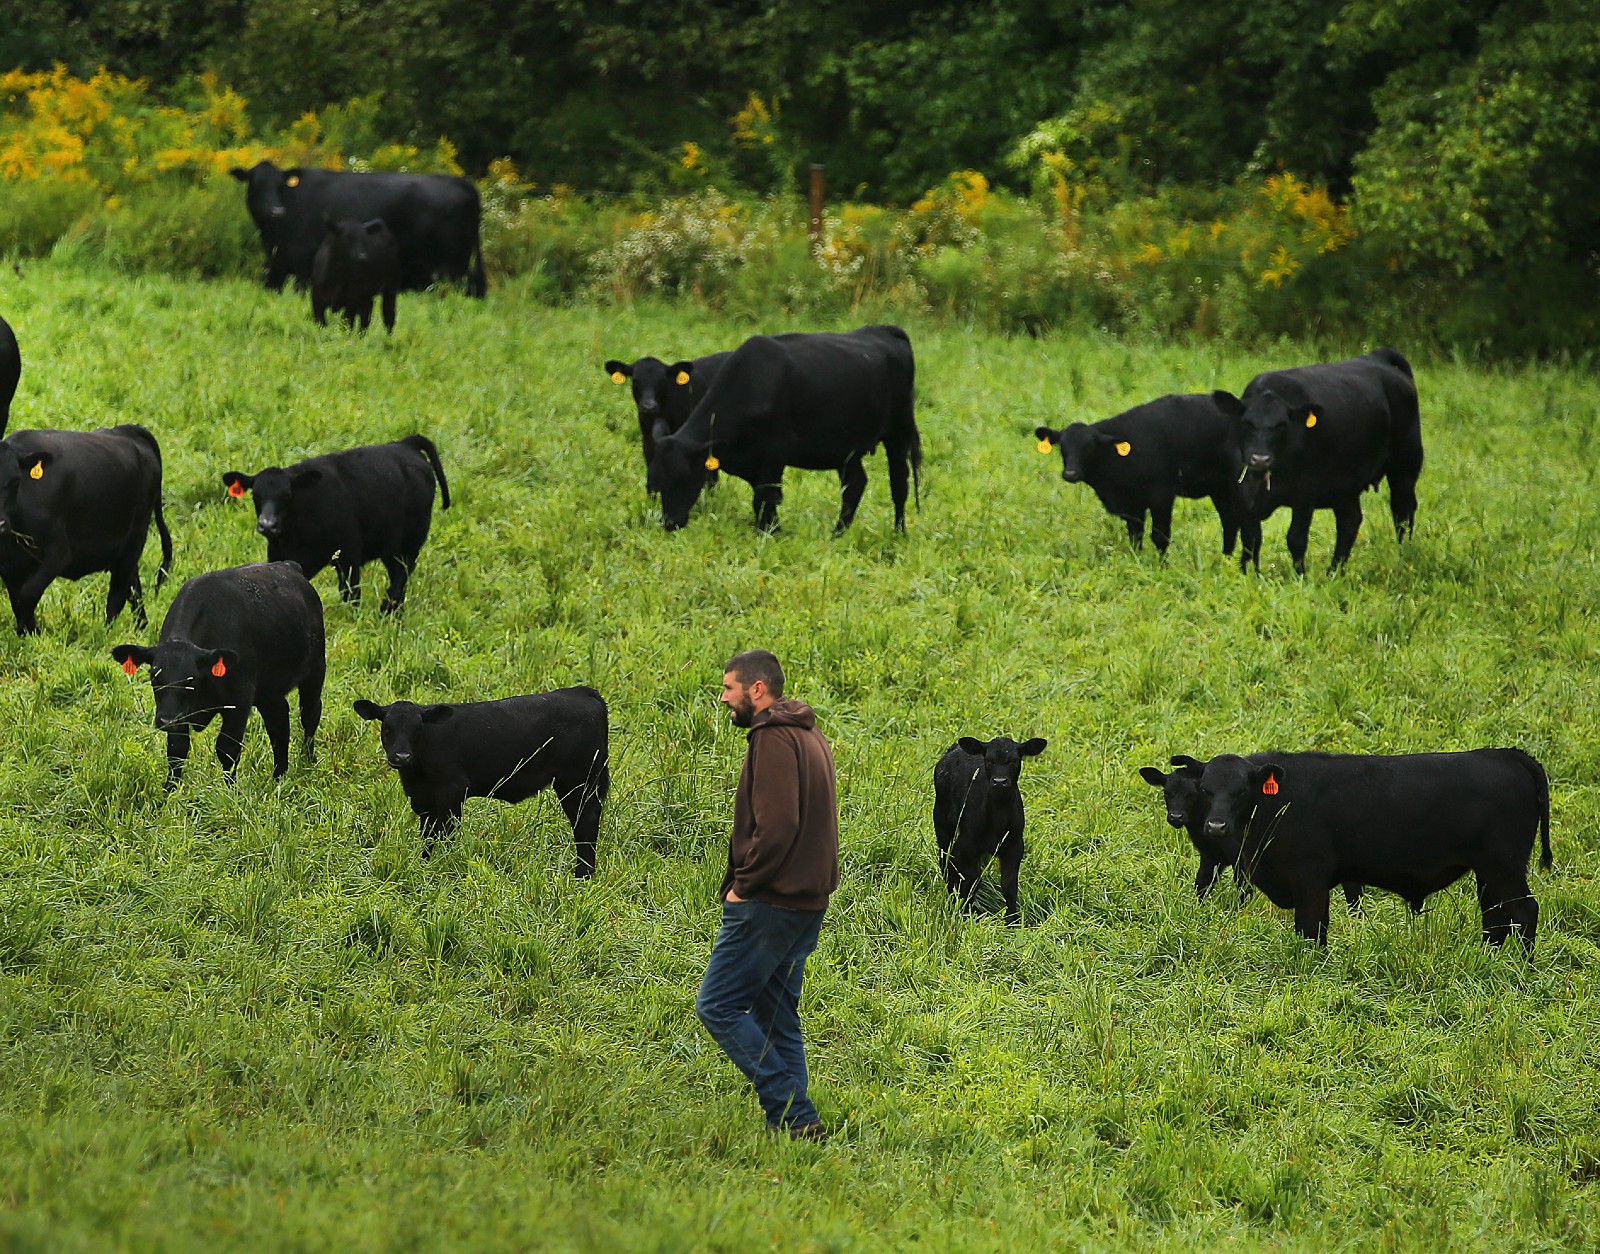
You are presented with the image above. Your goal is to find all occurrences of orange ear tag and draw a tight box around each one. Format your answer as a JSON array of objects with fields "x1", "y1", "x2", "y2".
[
  {"x1": 1262, "y1": 773, "x2": 1279, "y2": 795},
  {"x1": 29, "y1": 463, "x2": 43, "y2": 480},
  {"x1": 1036, "y1": 438, "x2": 1052, "y2": 454},
  {"x1": 1115, "y1": 441, "x2": 1132, "y2": 456},
  {"x1": 676, "y1": 371, "x2": 690, "y2": 386},
  {"x1": 122, "y1": 658, "x2": 138, "y2": 676},
  {"x1": 286, "y1": 174, "x2": 300, "y2": 188},
  {"x1": 610, "y1": 371, "x2": 626, "y2": 384},
  {"x1": 211, "y1": 658, "x2": 228, "y2": 678},
  {"x1": 704, "y1": 455, "x2": 720, "y2": 471},
  {"x1": 227, "y1": 481, "x2": 246, "y2": 498},
  {"x1": 1305, "y1": 413, "x2": 1318, "y2": 429}
]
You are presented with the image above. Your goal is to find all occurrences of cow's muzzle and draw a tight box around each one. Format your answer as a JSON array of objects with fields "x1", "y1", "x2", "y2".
[
  {"x1": 256, "y1": 519, "x2": 282, "y2": 537},
  {"x1": 387, "y1": 752, "x2": 412, "y2": 768}
]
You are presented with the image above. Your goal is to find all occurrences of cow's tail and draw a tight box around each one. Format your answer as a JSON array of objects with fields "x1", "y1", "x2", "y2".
[
  {"x1": 467, "y1": 229, "x2": 487, "y2": 299},
  {"x1": 1514, "y1": 749, "x2": 1553, "y2": 870},
  {"x1": 405, "y1": 434, "x2": 451, "y2": 509},
  {"x1": 118, "y1": 424, "x2": 174, "y2": 587},
  {"x1": 910, "y1": 421, "x2": 923, "y2": 513}
]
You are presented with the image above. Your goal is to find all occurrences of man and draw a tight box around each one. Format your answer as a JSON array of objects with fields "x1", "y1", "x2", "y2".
[{"x1": 696, "y1": 649, "x2": 840, "y2": 1142}]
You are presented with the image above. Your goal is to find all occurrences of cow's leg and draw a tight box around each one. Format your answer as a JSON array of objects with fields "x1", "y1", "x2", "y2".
[
  {"x1": 752, "y1": 476, "x2": 783, "y2": 532},
  {"x1": 257, "y1": 693, "x2": 292, "y2": 777},
  {"x1": 1123, "y1": 511, "x2": 1146, "y2": 550},
  {"x1": 834, "y1": 459, "x2": 868, "y2": 534},
  {"x1": 1328, "y1": 497, "x2": 1364, "y2": 571},
  {"x1": 1213, "y1": 496, "x2": 1239, "y2": 556},
  {"x1": 356, "y1": 298, "x2": 373, "y2": 332},
  {"x1": 1285, "y1": 507, "x2": 1316, "y2": 575},
  {"x1": 1342, "y1": 882, "x2": 1365, "y2": 913},
  {"x1": 214, "y1": 706, "x2": 253, "y2": 776},
  {"x1": 886, "y1": 439, "x2": 912, "y2": 531},
  {"x1": 557, "y1": 762, "x2": 607, "y2": 878},
  {"x1": 419, "y1": 804, "x2": 463, "y2": 859},
  {"x1": 997, "y1": 836, "x2": 1024, "y2": 926},
  {"x1": 1149, "y1": 498, "x2": 1175, "y2": 556},
  {"x1": 1195, "y1": 858, "x2": 1223, "y2": 900},
  {"x1": 1239, "y1": 517, "x2": 1262, "y2": 573},
  {"x1": 381, "y1": 290, "x2": 397, "y2": 333},
  {"x1": 299, "y1": 670, "x2": 324, "y2": 764},
  {"x1": 335, "y1": 559, "x2": 362, "y2": 604},
  {"x1": 1389, "y1": 474, "x2": 1419, "y2": 544},
  {"x1": 378, "y1": 555, "x2": 412, "y2": 614},
  {"x1": 8, "y1": 542, "x2": 71, "y2": 635},
  {"x1": 163, "y1": 729, "x2": 191, "y2": 791},
  {"x1": 1292, "y1": 889, "x2": 1331, "y2": 945},
  {"x1": 313, "y1": 300, "x2": 328, "y2": 326}
]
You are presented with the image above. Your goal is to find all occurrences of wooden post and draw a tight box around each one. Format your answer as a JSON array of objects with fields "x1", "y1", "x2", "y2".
[{"x1": 808, "y1": 164, "x2": 826, "y2": 256}]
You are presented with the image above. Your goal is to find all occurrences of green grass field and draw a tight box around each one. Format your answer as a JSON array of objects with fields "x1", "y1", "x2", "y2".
[{"x1": 0, "y1": 263, "x2": 1597, "y2": 1251}]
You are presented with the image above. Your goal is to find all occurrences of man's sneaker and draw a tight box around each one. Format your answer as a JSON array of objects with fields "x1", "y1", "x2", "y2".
[{"x1": 786, "y1": 1121, "x2": 829, "y2": 1143}]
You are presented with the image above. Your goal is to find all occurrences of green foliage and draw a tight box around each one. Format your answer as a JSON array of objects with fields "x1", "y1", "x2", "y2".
[
  {"x1": 73, "y1": 177, "x2": 260, "y2": 278},
  {"x1": 1, "y1": 266, "x2": 1599, "y2": 1248},
  {"x1": 0, "y1": 176, "x2": 104, "y2": 255}
]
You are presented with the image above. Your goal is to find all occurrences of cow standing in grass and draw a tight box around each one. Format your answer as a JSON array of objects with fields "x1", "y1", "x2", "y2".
[
  {"x1": 1216, "y1": 347, "x2": 1423, "y2": 573},
  {"x1": 353, "y1": 687, "x2": 610, "y2": 873},
  {"x1": 933, "y1": 735, "x2": 1048, "y2": 926},
  {"x1": 113, "y1": 561, "x2": 325, "y2": 789},
  {"x1": 0, "y1": 425, "x2": 173, "y2": 635},
  {"x1": 603, "y1": 351, "x2": 731, "y2": 489},
  {"x1": 649, "y1": 325, "x2": 920, "y2": 534},
  {"x1": 1195, "y1": 749, "x2": 1550, "y2": 948},
  {"x1": 222, "y1": 435, "x2": 449, "y2": 613},
  {"x1": 311, "y1": 217, "x2": 400, "y2": 333}
]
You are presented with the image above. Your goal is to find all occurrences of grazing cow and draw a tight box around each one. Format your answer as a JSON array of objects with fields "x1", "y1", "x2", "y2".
[
  {"x1": 222, "y1": 435, "x2": 450, "y2": 613},
  {"x1": 112, "y1": 561, "x2": 325, "y2": 789},
  {"x1": 311, "y1": 216, "x2": 400, "y2": 332},
  {"x1": 1195, "y1": 749, "x2": 1551, "y2": 949},
  {"x1": 0, "y1": 313, "x2": 18, "y2": 436},
  {"x1": 353, "y1": 687, "x2": 610, "y2": 874},
  {"x1": 1215, "y1": 347, "x2": 1423, "y2": 573},
  {"x1": 1140, "y1": 755, "x2": 1365, "y2": 911},
  {"x1": 228, "y1": 161, "x2": 485, "y2": 296},
  {"x1": 602, "y1": 351, "x2": 731, "y2": 488},
  {"x1": 0, "y1": 425, "x2": 173, "y2": 635},
  {"x1": 933, "y1": 735, "x2": 1048, "y2": 925},
  {"x1": 1034, "y1": 392, "x2": 1251, "y2": 557},
  {"x1": 649, "y1": 325, "x2": 920, "y2": 534}
]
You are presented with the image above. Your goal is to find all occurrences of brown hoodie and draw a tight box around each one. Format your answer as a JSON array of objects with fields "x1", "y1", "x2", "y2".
[{"x1": 720, "y1": 699, "x2": 840, "y2": 911}]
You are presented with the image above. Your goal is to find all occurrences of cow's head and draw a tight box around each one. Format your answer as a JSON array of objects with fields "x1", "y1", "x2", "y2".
[
  {"x1": 222, "y1": 467, "x2": 323, "y2": 539},
  {"x1": 354, "y1": 699, "x2": 454, "y2": 769},
  {"x1": 604, "y1": 356, "x2": 696, "y2": 426},
  {"x1": 1197, "y1": 753, "x2": 1281, "y2": 856},
  {"x1": 651, "y1": 431, "x2": 710, "y2": 531},
  {"x1": 1138, "y1": 754, "x2": 1209, "y2": 830},
  {"x1": 112, "y1": 642, "x2": 240, "y2": 731},
  {"x1": 229, "y1": 161, "x2": 301, "y2": 233},
  {"x1": 1035, "y1": 423, "x2": 1123, "y2": 484},
  {"x1": 322, "y1": 215, "x2": 387, "y2": 264},
  {"x1": 1228, "y1": 388, "x2": 1313, "y2": 506},
  {"x1": 957, "y1": 735, "x2": 1048, "y2": 792},
  {"x1": 0, "y1": 441, "x2": 51, "y2": 535}
]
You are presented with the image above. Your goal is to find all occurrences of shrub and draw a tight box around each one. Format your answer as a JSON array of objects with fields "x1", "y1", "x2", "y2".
[{"x1": 0, "y1": 176, "x2": 105, "y2": 256}]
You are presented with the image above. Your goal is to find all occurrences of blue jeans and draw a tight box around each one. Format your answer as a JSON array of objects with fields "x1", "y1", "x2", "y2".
[{"x1": 696, "y1": 898, "x2": 826, "y2": 1128}]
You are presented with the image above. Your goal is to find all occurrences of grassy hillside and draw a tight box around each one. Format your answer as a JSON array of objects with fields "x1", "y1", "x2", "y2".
[{"x1": 0, "y1": 264, "x2": 1596, "y2": 1251}]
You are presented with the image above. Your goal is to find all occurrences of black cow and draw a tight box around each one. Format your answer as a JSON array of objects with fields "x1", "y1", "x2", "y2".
[
  {"x1": 353, "y1": 687, "x2": 610, "y2": 874},
  {"x1": 222, "y1": 435, "x2": 450, "y2": 613},
  {"x1": 228, "y1": 162, "x2": 485, "y2": 297},
  {"x1": 602, "y1": 351, "x2": 731, "y2": 488},
  {"x1": 1215, "y1": 347, "x2": 1423, "y2": 573},
  {"x1": 649, "y1": 325, "x2": 920, "y2": 534},
  {"x1": 1140, "y1": 755, "x2": 1365, "y2": 911},
  {"x1": 312, "y1": 217, "x2": 400, "y2": 332},
  {"x1": 1034, "y1": 392, "x2": 1251, "y2": 557},
  {"x1": 1195, "y1": 750, "x2": 1551, "y2": 949},
  {"x1": 933, "y1": 735, "x2": 1048, "y2": 925},
  {"x1": 112, "y1": 561, "x2": 325, "y2": 789},
  {"x1": 0, "y1": 425, "x2": 173, "y2": 635},
  {"x1": 0, "y1": 313, "x2": 18, "y2": 437}
]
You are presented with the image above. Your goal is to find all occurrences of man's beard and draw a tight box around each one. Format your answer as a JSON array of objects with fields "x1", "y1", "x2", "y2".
[{"x1": 727, "y1": 696, "x2": 755, "y2": 727}]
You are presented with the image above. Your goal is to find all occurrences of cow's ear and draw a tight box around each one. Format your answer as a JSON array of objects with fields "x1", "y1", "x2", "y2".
[
  {"x1": 1020, "y1": 737, "x2": 1048, "y2": 756},
  {"x1": 290, "y1": 467, "x2": 323, "y2": 488},
  {"x1": 1033, "y1": 426, "x2": 1059, "y2": 445},
  {"x1": 604, "y1": 360, "x2": 632, "y2": 382},
  {"x1": 222, "y1": 471, "x2": 253, "y2": 497},
  {"x1": 1138, "y1": 766, "x2": 1168, "y2": 787},
  {"x1": 1291, "y1": 402, "x2": 1316, "y2": 428},
  {"x1": 670, "y1": 360, "x2": 694, "y2": 385},
  {"x1": 229, "y1": 167, "x2": 251, "y2": 183},
  {"x1": 420, "y1": 705, "x2": 455, "y2": 725},
  {"x1": 1211, "y1": 390, "x2": 1243, "y2": 417},
  {"x1": 1253, "y1": 763, "x2": 1285, "y2": 794},
  {"x1": 1170, "y1": 754, "x2": 1206, "y2": 774},
  {"x1": 22, "y1": 452, "x2": 52, "y2": 478},
  {"x1": 353, "y1": 699, "x2": 387, "y2": 722},
  {"x1": 111, "y1": 644, "x2": 153, "y2": 672},
  {"x1": 204, "y1": 649, "x2": 238, "y2": 679},
  {"x1": 957, "y1": 736, "x2": 987, "y2": 756}
]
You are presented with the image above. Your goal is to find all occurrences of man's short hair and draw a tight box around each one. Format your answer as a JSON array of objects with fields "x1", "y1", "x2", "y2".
[{"x1": 724, "y1": 649, "x2": 784, "y2": 697}]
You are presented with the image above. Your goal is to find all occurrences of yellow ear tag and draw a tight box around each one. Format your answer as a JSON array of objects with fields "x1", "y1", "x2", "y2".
[
  {"x1": 286, "y1": 174, "x2": 300, "y2": 188},
  {"x1": 1115, "y1": 441, "x2": 1132, "y2": 456},
  {"x1": 29, "y1": 462, "x2": 43, "y2": 480},
  {"x1": 1305, "y1": 413, "x2": 1317, "y2": 429},
  {"x1": 1036, "y1": 438, "x2": 1052, "y2": 455},
  {"x1": 610, "y1": 370, "x2": 626, "y2": 384},
  {"x1": 704, "y1": 455, "x2": 720, "y2": 471},
  {"x1": 676, "y1": 371, "x2": 690, "y2": 386}
]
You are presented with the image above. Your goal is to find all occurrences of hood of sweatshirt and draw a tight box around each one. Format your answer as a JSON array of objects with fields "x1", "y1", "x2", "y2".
[{"x1": 750, "y1": 698, "x2": 817, "y2": 733}]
